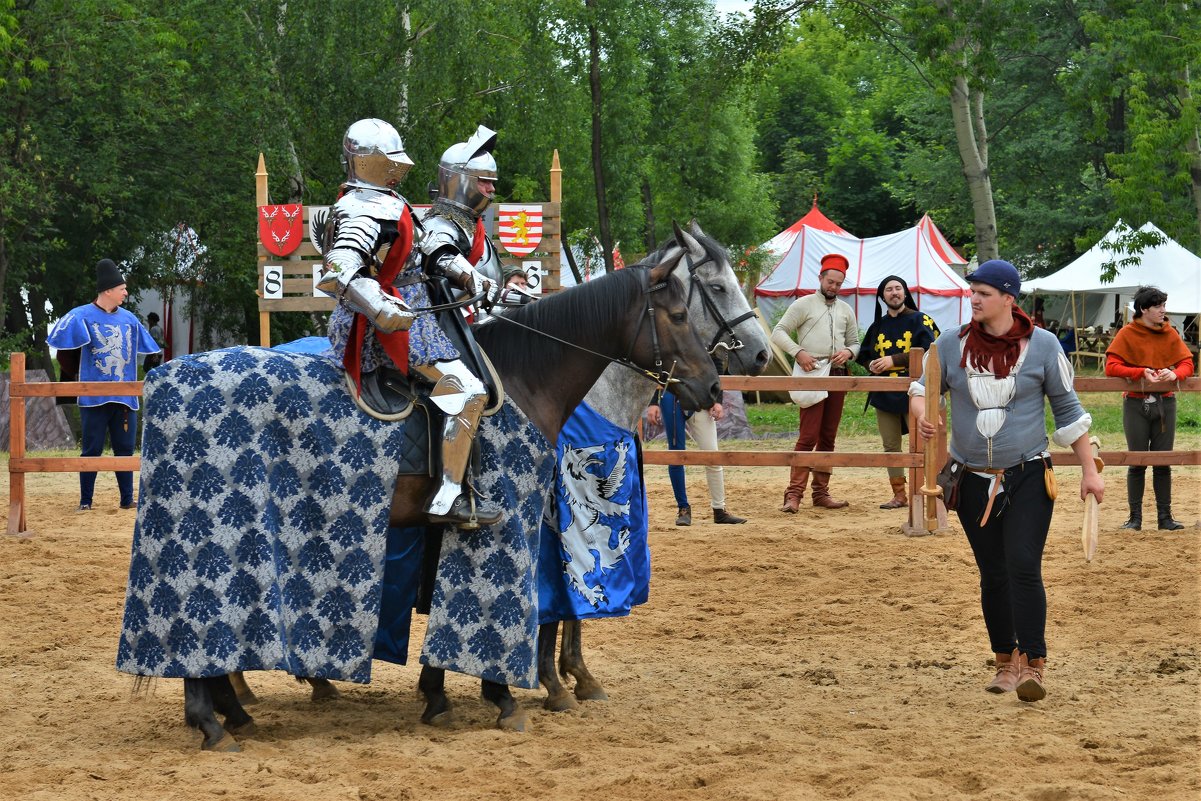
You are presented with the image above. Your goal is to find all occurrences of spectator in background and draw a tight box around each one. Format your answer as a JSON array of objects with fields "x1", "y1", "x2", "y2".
[
  {"x1": 142, "y1": 312, "x2": 164, "y2": 371},
  {"x1": 856, "y1": 276, "x2": 939, "y2": 509},
  {"x1": 770, "y1": 253, "x2": 861, "y2": 512},
  {"x1": 1104, "y1": 286, "x2": 1194, "y2": 531},
  {"x1": 1031, "y1": 297, "x2": 1047, "y2": 328},
  {"x1": 48, "y1": 259, "x2": 161, "y2": 512},
  {"x1": 647, "y1": 390, "x2": 747, "y2": 526}
]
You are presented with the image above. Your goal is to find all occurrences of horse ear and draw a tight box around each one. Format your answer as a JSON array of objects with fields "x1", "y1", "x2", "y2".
[
  {"x1": 649, "y1": 245, "x2": 684, "y2": 285},
  {"x1": 688, "y1": 218, "x2": 705, "y2": 238},
  {"x1": 674, "y1": 220, "x2": 706, "y2": 262}
]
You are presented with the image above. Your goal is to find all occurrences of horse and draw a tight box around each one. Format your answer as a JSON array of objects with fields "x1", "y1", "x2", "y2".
[
  {"x1": 119, "y1": 254, "x2": 722, "y2": 751},
  {"x1": 230, "y1": 222, "x2": 770, "y2": 723},
  {"x1": 534, "y1": 220, "x2": 771, "y2": 711}
]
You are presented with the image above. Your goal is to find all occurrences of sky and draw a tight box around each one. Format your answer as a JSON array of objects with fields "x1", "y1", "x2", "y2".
[{"x1": 712, "y1": 0, "x2": 755, "y2": 17}]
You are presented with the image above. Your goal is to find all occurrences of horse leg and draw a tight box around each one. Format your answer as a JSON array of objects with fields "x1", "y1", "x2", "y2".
[
  {"x1": 299, "y1": 677, "x2": 341, "y2": 701},
  {"x1": 418, "y1": 665, "x2": 453, "y2": 725},
  {"x1": 184, "y1": 678, "x2": 239, "y2": 752},
  {"x1": 481, "y1": 679, "x2": 527, "y2": 732},
  {"x1": 227, "y1": 671, "x2": 259, "y2": 706},
  {"x1": 208, "y1": 674, "x2": 257, "y2": 737},
  {"x1": 538, "y1": 622, "x2": 578, "y2": 711},
  {"x1": 561, "y1": 620, "x2": 608, "y2": 701}
]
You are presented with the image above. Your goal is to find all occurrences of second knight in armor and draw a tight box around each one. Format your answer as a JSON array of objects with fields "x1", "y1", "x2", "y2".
[{"x1": 317, "y1": 118, "x2": 502, "y2": 529}]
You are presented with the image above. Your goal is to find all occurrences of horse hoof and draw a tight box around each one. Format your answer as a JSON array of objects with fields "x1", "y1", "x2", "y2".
[
  {"x1": 497, "y1": 708, "x2": 528, "y2": 732},
  {"x1": 543, "y1": 692, "x2": 579, "y2": 712},
  {"x1": 235, "y1": 690, "x2": 260, "y2": 706},
  {"x1": 202, "y1": 732, "x2": 241, "y2": 753},
  {"x1": 420, "y1": 698, "x2": 454, "y2": 726},
  {"x1": 574, "y1": 682, "x2": 609, "y2": 702},
  {"x1": 227, "y1": 719, "x2": 258, "y2": 737},
  {"x1": 310, "y1": 679, "x2": 340, "y2": 702}
]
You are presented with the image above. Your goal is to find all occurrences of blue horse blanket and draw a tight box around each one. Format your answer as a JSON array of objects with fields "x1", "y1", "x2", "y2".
[
  {"x1": 115, "y1": 346, "x2": 551, "y2": 687},
  {"x1": 537, "y1": 402, "x2": 649, "y2": 624}
]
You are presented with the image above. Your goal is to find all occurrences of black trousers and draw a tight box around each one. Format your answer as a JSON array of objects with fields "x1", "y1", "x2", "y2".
[{"x1": 956, "y1": 459, "x2": 1055, "y2": 660}]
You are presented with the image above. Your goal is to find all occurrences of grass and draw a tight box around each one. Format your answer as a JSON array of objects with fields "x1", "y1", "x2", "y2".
[
  {"x1": 730, "y1": 360, "x2": 1200, "y2": 450},
  {"x1": 740, "y1": 390, "x2": 1201, "y2": 450}
]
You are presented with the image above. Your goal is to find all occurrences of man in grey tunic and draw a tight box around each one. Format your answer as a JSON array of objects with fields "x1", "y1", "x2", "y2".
[{"x1": 909, "y1": 259, "x2": 1104, "y2": 703}]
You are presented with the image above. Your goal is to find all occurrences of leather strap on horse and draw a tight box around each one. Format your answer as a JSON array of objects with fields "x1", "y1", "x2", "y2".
[{"x1": 344, "y1": 204, "x2": 415, "y2": 391}]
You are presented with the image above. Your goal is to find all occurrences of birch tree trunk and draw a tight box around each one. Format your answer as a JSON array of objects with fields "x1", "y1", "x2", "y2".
[{"x1": 949, "y1": 76, "x2": 999, "y2": 260}]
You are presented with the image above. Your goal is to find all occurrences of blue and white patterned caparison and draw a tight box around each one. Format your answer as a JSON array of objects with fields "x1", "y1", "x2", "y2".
[
  {"x1": 115, "y1": 345, "x2": 552, "y2": 688},
  {"x1": 115, "y1": 347, "x2": 404, "y2": 683},
  {"x1": 420, "y1": 407, "x2": 554, "y2": 690}
]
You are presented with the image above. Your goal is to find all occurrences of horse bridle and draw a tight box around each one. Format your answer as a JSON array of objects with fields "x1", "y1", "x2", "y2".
[
  {"x1": 680, "y1": 251, "x2": 755, "y2": 373},
  {"x1": 486, "y1": 266, "x2": 685, "y2": 390}
]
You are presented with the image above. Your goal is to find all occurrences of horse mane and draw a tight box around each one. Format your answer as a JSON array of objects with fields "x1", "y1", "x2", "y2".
[
  {"x1": 474, "y1": 266, "x2": 648, "y2": 381},
  {"x1": 635, "y1": 229, "x2": 729, "y2": 271}
]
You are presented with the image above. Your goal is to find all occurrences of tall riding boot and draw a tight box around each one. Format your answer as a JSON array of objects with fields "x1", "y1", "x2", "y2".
[
  {"x1": 418, "y1": 361, "x2": 502, "y2": 530},
  {"x1": 780, "y1": 466, "x2": 809, "y2": 513},
  {"x1": 1121, "y1": 467, "x2": 1144, "y2": 530},
  {"x1": 879, "y1": 476, "x2": 907, "y2": 509},
  {"x1": 1153, "y1": 468, "x2": 1184, "y2": 530},
  {"x1": 811, "y1": 471, "x2": 848, "y2": 509}
]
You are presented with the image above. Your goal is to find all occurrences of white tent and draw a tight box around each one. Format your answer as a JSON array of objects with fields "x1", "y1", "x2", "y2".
[
  {"x1": 1024, "y1": 221, "x2": 1201, "y2": 325},
  {"x1": 755, "y1": 223, "x2": 972, "y2": 337}
]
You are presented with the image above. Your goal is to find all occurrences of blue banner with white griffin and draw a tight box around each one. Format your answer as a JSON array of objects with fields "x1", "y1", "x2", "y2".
[{"x1": 538, "y1": 402, "x2": 650, "y2": 624}]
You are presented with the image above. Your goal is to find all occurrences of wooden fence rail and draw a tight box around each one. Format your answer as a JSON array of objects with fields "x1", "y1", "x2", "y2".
[{"x1": 7, "y1": 350, "x2": 1199, "y2": 536}]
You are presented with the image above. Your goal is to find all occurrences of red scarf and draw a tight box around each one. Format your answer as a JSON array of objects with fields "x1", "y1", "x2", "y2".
[
  {"x1": 959, "y1": 306, "x2": 1034, "y2": 379},
  {"x1": 343, "y1": 204, "x2": 415, "y2": 389}
]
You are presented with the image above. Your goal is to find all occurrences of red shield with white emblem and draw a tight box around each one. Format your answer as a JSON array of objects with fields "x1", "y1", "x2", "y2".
[
  {"x1": 258, "y1": 204, "x2": 304, "y2": 256},
  {"x1": 496, "y1": 204, "x2": 543, "y2": 257}
]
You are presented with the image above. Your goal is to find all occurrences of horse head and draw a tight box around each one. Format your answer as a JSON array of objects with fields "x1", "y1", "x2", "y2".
[
  {"x1": 650, "y1": 221, "x2": 771, "y2": 378},
  {"x1": 634, "y1": 256, "x2": 723, "y2": 412}
]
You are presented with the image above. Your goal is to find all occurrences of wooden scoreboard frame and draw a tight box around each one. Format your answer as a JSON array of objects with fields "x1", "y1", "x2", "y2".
[{"x1": 255, "y1": 151, "x2": 564, "y2": 346}]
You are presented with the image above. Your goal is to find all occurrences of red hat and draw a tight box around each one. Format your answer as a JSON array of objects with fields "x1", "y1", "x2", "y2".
[{"x1": 819, "y1": 253, "x2": 849, "y2": 275}]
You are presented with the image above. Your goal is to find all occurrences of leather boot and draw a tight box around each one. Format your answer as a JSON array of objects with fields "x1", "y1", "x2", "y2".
[
  {"x1": 1015, "y1": 653, "x2": 1047, "y2": 702},
  {"x1": 780, "y1": 466, "x2": 809, "y2": 513},
  {"x1": 985, "y1": 648, "x2": 1020, "y2": 694},
  {"x1": 879, "y1": 476, "x2": 907, "y2": 509},
  {"x1": 675, "y1": 506, "x2": 692, "y2": 526},
  {"x1": 713, "y1": 508, "x2": 747, "y2": 524},
  {"x1": 1122, "y1": 467, "x2": 1145, "y2": 530},
  {"x1": 1153, "y1": 469, "x2": 1184, "y2": 530},
  {"x1": 811, "y1": 471, "x2": 848, "y2": 509}
]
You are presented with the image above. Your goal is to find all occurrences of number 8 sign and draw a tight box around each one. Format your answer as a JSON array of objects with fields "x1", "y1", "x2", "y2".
[{"x1": 263, "y1": 265, "x2": 284, "y2": 299}]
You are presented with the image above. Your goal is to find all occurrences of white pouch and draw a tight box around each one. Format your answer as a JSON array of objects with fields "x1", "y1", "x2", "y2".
[{"x1": 789, "y1": 358, "x2": 831, "y2": 408}]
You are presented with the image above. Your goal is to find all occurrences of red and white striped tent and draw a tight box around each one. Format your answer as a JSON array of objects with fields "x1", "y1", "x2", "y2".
[
  {"x1": 760, "y1": 199, "x2": 854, "y2": 259},
  {"x1": 917, "y1": 213, "x2": 968, "y2": 267},
  {"x1": 755, "y1": 213, "x2": 971, "y2": 336}
]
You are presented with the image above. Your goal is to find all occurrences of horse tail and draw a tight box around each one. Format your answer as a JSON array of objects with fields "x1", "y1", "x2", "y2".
[{"x1": 130, "y1": 675, "x2": 157, "y2": 699}]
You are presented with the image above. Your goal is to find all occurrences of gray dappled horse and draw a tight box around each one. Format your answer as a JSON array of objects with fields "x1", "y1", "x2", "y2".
[
  {"x1": 175, "y1": 255, "x2": 721, "y2": 750},
  {"x1": 536, "y1": 220, "x2": 771, "y2": 711}
]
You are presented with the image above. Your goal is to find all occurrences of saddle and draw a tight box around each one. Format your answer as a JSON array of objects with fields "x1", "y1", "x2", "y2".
[{"x1": 347, "y1": 277, "x2": 503, "y2": 477}]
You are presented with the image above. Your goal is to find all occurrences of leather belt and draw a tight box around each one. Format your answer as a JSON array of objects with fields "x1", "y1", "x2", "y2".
[{"x1": 965, "y1": 466, "x2": 1008, "y2": 525}]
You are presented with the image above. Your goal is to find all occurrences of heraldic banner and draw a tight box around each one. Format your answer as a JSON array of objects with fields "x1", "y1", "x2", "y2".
[{"x1": 537, "y1": 401, "x2": 650, "y2": 624}]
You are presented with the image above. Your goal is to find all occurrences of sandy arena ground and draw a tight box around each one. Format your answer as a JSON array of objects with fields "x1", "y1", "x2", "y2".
[{"x1": 1, "y1": 461, "x2": 1198, "y2": 801}]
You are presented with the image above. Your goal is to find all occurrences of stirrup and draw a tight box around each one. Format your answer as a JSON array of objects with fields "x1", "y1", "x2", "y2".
[{"x1": 427, "y1": 488, "x2": 502, "y2": 530}]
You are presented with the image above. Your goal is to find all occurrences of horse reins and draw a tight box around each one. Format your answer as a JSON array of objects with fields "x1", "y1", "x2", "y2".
[{"x1": 484, "y1": 267, "x2": 684, "y2": 389}]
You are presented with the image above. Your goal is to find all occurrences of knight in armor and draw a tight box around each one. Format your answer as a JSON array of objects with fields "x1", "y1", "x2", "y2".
[{"x1": 317, "y1": 118, "x2": 502, "y2": 528}]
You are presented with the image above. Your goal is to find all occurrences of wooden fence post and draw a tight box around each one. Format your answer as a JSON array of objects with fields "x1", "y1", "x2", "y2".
[{"x1": 8, "y1": 352, "x2": 27, "y2": 536}]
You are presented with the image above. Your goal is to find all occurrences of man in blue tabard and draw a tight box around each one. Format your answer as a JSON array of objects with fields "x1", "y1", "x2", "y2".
[{"x1": 48, "y1": 258, "x2": 160, "y2": 511}]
